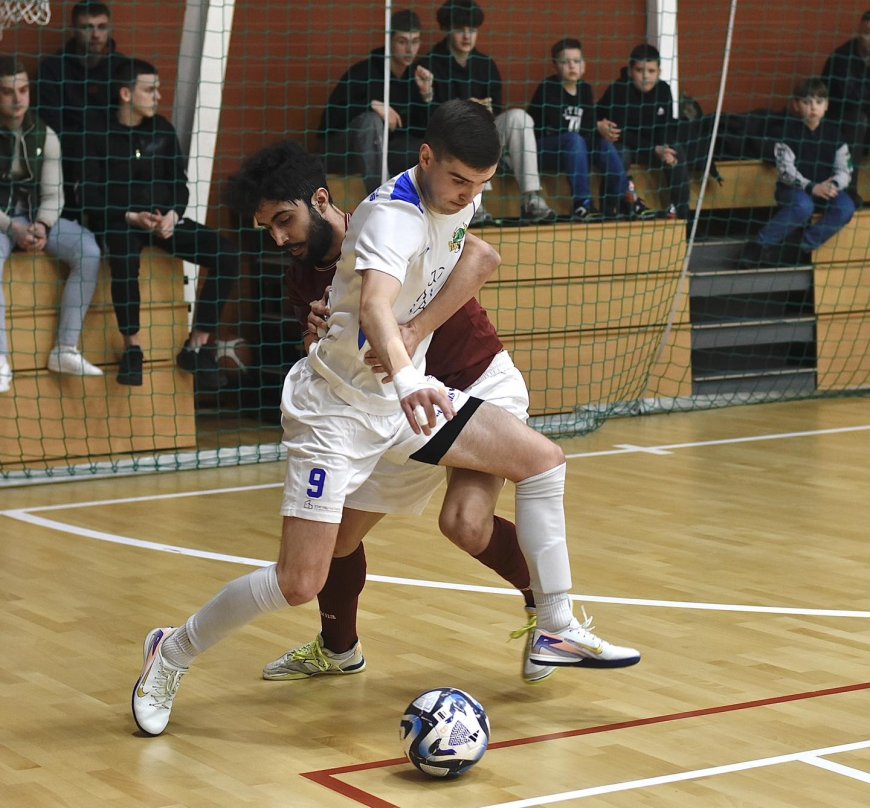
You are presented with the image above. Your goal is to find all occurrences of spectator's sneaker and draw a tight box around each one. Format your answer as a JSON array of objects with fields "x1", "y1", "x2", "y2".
[
  {"x1": 572, "y1": 203, "x2": 604, "y2": 222},
  {"x1": 521, "y1": 193, "x2": 557, "y2": 223},
  {"x1": 262, "y1": 634, "x2": 366, "y2": 680},
  {"x1": 631, "y1": 196, "x2": 657, "y2": 219},
  {"x1": 469, "y1": 204, "x2": 495, "y2": 228},
  {"x1": 529, "y1": 608, "x2": 641, "y2": 669},
  {"x1": 509, "y1": 607, "x2": 557, "y2": 684},
  {"x1": 47, "y1": 346, "x2": 104, "y2": 376},
  {"x1": 176, "y1": 344, "x2": 227, "y2": 391},
  {"x1": 117, "y1": 346, "x2": 144, "y2": 386},
  {"x1": 132, "y1": 627, "x2": 187, "y2": 736},
  {"x1": 0, "y1": 357, "x2": 11, "y2": 393}
]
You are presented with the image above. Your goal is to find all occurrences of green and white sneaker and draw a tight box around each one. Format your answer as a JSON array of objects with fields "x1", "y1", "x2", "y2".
[
  {"x1": 132, "y1": 627, "x2": 187, "y2": 736},
  {"x1": 262, "y1": 634, "x2": 366, "y2": 680},
  {"x1": 510, "y1": 607, "x2": 557, "y2": 684}
]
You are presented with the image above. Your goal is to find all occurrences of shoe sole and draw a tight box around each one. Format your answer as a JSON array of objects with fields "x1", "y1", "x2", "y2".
[
  {"x1": 523, "y1": 664, "x2": 557, "y2": 684},
  {"x1": 530, "y1": 652, "x2": 641, "y2": 669},
  {"x1": 262, "y1": 658, "x2": 366, "y2": 681}
]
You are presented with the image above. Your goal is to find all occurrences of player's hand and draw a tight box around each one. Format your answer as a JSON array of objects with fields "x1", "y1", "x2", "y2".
[
  {"x1": 364, "y1": 322, "x2": 421, "y2": 378},
  {"x1": 306, "y1": 286, "x2": 332, "y2": 339},
  {"x1": 393, "y1": 366, "x2": 455, "y2": 436}
]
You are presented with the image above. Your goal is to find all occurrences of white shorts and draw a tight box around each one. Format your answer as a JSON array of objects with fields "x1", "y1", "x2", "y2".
[
  {"x1": 280, "y1": 359, "x2": 473, "y2": 522},
  {"x1": 345, "y1": 351, "x2": 530, "y2": 515}
]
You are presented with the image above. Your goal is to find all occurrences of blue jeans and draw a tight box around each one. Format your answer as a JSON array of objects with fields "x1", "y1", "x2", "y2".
[
  {"x1": 538, "y1": 132, "x2": 628, "y2": 210},
  {"x1": 758, "y1": 184, "x2": 856, "y2": 250}
]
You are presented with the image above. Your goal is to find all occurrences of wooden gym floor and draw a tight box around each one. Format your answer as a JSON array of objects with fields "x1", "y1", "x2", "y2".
[{"x1": 2, "y1": 395, "x2": 870, "y2": 807}]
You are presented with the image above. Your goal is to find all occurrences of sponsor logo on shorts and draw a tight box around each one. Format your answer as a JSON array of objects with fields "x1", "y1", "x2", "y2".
[{"x1": 303, "y1": 499, "x2": 341, "y2": 514}]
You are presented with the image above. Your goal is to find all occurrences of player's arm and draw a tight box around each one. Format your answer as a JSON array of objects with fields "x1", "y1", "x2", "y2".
[
  {"x1": 405, "y1": 233, "x2": 499, "y2": 345},
  {"x1": 358, "y1": 269, "x2": 455, "y2": 435}
]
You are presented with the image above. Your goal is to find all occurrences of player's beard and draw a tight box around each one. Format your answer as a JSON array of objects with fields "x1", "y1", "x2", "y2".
[{"x1": 293, "y1": 207, "x2": 336, "y2": 269}]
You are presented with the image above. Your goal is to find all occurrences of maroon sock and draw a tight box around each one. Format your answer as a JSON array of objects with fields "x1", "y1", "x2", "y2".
[
  {"x1": 318, "y1": 543, "x2": 367, "y2": 653},
  {"x1": 473, "y1": 515, "x2": 534, "y2": 607}
]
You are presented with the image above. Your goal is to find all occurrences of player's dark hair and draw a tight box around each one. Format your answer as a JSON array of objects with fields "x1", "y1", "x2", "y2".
[
  {"x1": 792, "y1": 76, "x2": 828, "y2": 100},
  {"x1": 0, "y1": 55, "x2": 26, "y2": 79},
  {"x1": 112, "y1": 57, "x2": 157, "y2": 105},
  {"x1": 72, "y1": 2, "x2": 111, "y2": 22},
  {"x1": 390, "y1": 9, "x2": 422, "y2": 32},
  {"x1": 551, "y1": 38, "x2": 582, "y2": 61},
  {"x1": 629, "y1": 43, "x2": 661, "y2": 66},
  {"x1": 424, "y1": 98, "x2": 501, "y2": 169},
  {"x1": 226, "y1": 140, "x2": 332, "y2": 218},
  {"x1": 436, "y1": 0, "x2": 484, "y2": 32}
]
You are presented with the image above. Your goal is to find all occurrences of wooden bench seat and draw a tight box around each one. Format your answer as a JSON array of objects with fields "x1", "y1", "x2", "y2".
[{"x1": 1, "y1": 248, "x2": 196, "y2": 468}]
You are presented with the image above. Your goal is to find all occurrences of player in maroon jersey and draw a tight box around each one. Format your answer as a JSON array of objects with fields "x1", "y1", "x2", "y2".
[{"x1": 232, "y1": 140, "x2": 553, "y2": 684}]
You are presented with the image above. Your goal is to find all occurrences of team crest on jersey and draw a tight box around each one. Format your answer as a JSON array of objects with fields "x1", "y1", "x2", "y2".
[{"x1": 449, "y1": 224, "x2": 467, "y2": 253}]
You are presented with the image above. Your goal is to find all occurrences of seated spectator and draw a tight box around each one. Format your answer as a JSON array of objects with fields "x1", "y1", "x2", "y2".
[
  {"x1": 35, "y1": 1, "x2": 125, "y2": 220},
  {"x1": 527, "y1": 38, "x2": 629, "y2": 220},
  {"x1": 739, "y1": 77, "x2": 855, "y2": 268},
  {"x1": 0, "y1": 56, "x2": 103, "y2": 394},
  {"x1": 821, "y1": 10, "x2": 870, "y2": 204},
  {"x1": 319, "y1": 9, "x2": 434, "y2": 195},
  {"x1": 82, "y1": 57, "x2": 240, "y2": 390},
  {"x1": 597, "y1": 43, "x2": 690, "y2": 219},
  {"x1": 427, "y1": 0, "x2": 555, "y2": 225}
]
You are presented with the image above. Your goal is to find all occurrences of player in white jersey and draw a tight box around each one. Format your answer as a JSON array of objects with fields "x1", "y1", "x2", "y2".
[{"x1": 131, "y1": 100, "x2": 641, "y2": 737}]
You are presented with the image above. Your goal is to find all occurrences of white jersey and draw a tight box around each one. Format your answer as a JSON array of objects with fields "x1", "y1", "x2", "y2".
[{"x1": 307, "y1": 168, "x2": 475, "y2": 414}]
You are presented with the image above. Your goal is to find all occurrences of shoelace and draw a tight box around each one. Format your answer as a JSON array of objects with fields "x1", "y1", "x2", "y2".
[
  {"x1": 510, "y1": 606, "x2": 596, "y2": 641},
  {"x1": 287, "y1": 640, "x2": 331, "y2": 671},
  {"x1": 508, "y1": 612, "x2": 537, "y2": 643},
  {"x1": 150, "y1": 665, "x2": 185, "y2": 708}
]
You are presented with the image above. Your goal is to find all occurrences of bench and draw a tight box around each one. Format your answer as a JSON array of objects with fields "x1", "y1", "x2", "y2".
[{"x1": 1, "y1": 248, "x2": 196, "y2": 469}]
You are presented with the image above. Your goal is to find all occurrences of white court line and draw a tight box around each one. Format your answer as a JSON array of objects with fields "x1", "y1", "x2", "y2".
[
  {"x1": 479, "y1": 739, "x2": 870, "y2": 806},
  {"x1": 5, "y1": 509, "x2": 870, "y2": 619},
  {"x1": 800, "y1": 755, "x2": 870, "y2": 784},
  {"x1": 565, "y1": 423, "x2": 870, "y2": 459}
]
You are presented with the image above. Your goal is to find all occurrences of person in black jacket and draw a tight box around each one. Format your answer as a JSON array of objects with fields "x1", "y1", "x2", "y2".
[
  {"x1": 597, "y1": 43, "x2": 690, "y2": 219},
  {"x1": 821, "y1": 11, "x2": 870, "y2": 202},
  {"x1": 82, "y1": 58, "x2": 239, "y2": 389},
  {"x1": 320, "y1": 9, "x2": 434, "y2": 194},
  {"x1": 528, "y1": 38, "x2": 630, "y2": 220},
  {"x1": 739, "y1": 77, "x2": 855, "y2": 268},
  {"x1": 427, "y1": 0, "x2": 555, "y2": 225},
  {"x1": 35, "y1": 2, "x2": 125, "y2": 220}
]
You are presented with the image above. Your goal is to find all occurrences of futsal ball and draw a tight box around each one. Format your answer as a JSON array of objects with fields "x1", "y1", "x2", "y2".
[
  {"x1": 214, "y1": 337, "x2": 254, "y2": 380},
  {"x1": 399, "y1": 687, "x2": 490, "y2": 778}
]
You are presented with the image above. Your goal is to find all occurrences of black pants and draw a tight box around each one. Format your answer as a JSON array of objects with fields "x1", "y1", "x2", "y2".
[
  {"x1": 104, "y1": 218, "x2": 240, "y2": 337},
  {"x1": 619, "y1": 145, "x2": 691, "y2": 216}
]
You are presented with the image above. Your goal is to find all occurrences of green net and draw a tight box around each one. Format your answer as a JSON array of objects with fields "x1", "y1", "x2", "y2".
[{"x1": 1, "y1": 0, "x2": 869, "y2": 484}]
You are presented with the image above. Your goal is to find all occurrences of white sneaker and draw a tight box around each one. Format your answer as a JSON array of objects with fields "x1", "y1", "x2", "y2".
[
  {"x1": 47, "y1": 346, "x2": 104, "y2": 376},
  {"x1": 521, "y1": 192, "x2": 557, "y2": 223},
  {"x1": 0, "y1": 357, "x2": 11, "y2": 393},
  {"x1": 262, "y1": 634, "x2": 366, "y2": 680},
  {"x1": 509, "y1": 606, "x2": 556, "y2": 684},
  {"x1": 529, "y1": 608, "x2": 641, "y2": 669},
  {"x1": 132, "y1": 627, "x2": 187, "y2": 736}
]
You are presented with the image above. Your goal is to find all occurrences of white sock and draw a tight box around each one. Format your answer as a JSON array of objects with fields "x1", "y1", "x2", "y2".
[
  {"x1": 161, "y1": 565, "x2": 287, "y2": 668},
  {"x1": 535, "y1": 592, "x2": 575, "y2": 633},
  {"x1": 514, "y1": 462, "x2": 572, "y2": 592}
]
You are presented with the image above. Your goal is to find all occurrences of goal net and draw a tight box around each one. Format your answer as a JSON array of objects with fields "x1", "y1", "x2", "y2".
[{"x1": 2, "y1": 0, "x2": 868, "y2": 483}]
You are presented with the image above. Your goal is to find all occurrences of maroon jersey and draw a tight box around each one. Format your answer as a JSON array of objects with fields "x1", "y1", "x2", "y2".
[{"x1": 285, "y1": 212, "x2": 503, "y2": 390}]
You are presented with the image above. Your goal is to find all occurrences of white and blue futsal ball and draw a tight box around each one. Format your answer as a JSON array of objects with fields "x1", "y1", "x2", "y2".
[{"x1": 399, "y1": 687, "x2": 490, "y2": 778}]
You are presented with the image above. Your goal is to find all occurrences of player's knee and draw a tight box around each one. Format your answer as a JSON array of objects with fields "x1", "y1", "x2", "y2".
[
  {"x1": 275, "y1": 567, "x2": 323, "y2": 606},
  {"x1": 439, "y1": 507, "x2": 491, "y2": 555}
]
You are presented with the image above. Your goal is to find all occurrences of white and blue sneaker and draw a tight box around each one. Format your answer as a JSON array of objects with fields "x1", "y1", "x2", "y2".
[
  {"x1": 529, "y1": 609, "x2": 641, "y2": 669},
  {"x1": 132, "y1": 627, "x2": 187, "y2": 735}
]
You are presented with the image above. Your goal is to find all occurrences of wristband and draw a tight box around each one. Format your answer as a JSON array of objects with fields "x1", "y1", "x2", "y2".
[{"x1": 392, "y1": 365, "x2": 431, "y2": 400}]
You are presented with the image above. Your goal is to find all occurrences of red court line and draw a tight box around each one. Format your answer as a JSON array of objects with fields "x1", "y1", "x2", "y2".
[{"x1": 301, "y1": 680, "x2": 870, "y2": 808}]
